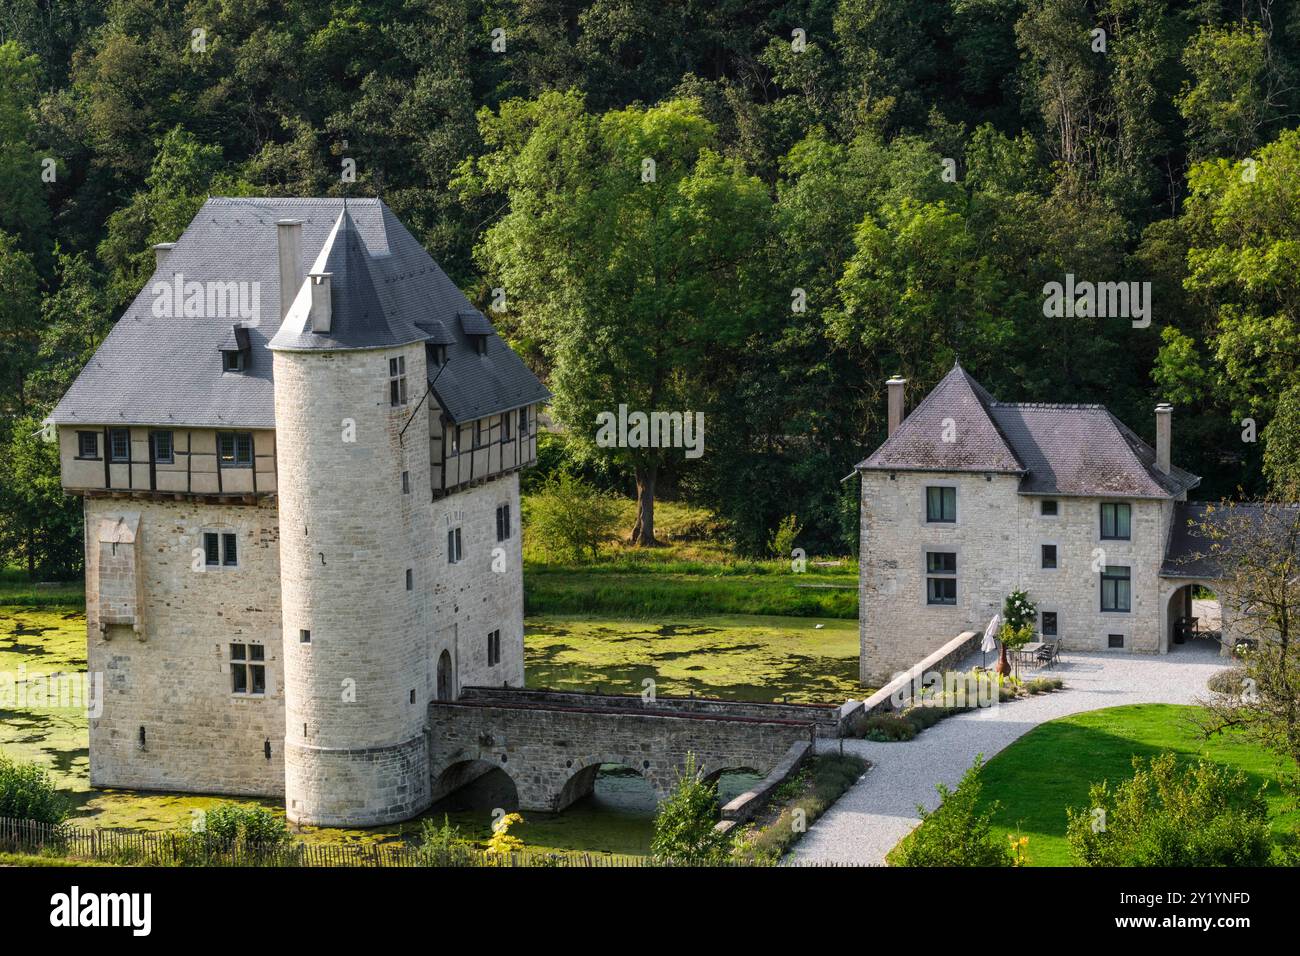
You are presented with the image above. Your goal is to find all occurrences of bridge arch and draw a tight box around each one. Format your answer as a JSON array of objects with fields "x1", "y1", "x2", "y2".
[
  {"x1": 429, "y1": 754, "x2": 519, "y2": 808},
  {"x1": 555, "y1": 753, "x2": 668, "y2": 812}
]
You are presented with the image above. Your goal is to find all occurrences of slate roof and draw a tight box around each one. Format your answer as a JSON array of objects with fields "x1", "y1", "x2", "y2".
[
  {"x1": 1161, "y1": 501, "x2": 1300, "y2": 579},
  {"x1": 857, "y1": 363, "x2": 1200, "y2": 499},
  {"x1": 50, "y1": 197, "x2": 550, "y2": 429}
]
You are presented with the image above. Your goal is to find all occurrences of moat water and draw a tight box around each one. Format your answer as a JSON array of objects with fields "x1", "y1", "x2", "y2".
[{"x1": 427, "y1": 765, "x2": 762, "y2": 857}]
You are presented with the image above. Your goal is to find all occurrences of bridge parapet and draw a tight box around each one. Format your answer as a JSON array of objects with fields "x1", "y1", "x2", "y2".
[{"x1": 429, "y1": 690, "x2": 822, "y2": 812}]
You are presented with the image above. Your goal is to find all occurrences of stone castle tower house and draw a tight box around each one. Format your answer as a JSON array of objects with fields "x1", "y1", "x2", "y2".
[{"x1": 271, "y1": 212, "x2": 435, "y2": 825}]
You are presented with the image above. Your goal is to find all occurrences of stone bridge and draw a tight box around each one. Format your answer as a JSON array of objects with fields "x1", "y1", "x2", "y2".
[{"x1": 428, "y1": 687, "x2": 841, "y2": 812}]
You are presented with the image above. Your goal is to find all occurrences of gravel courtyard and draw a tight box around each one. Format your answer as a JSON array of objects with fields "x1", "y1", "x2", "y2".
[{"x1": 790, "y1": 638, "x2": 1228, "y2": 866}]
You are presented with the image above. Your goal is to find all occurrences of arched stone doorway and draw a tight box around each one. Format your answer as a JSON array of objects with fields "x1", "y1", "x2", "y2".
[
  {"x1": 436, "y1": 649, "x2": 454, "y2": 701},
  {"x1": 1165, "y1": 582, "x2": 1222, "y2": 653}
]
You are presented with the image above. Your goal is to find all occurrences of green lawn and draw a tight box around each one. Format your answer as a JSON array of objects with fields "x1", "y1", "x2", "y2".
[{"x1": 970, "y1": 704, "x2": 1300, "y2": 866}]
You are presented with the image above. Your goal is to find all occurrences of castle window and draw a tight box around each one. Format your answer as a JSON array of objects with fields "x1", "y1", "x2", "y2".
[
  {"x1": 496, "y1": 504, "x2": 511, "y2": 542},
  {"x1": 405, "y1": 568, "x2": 413, "y2": 590},
  {"x1": 447, "y1": 527, "x2": 463, "y2": 564},
  {"x1": 402, "y1": 471, "x2": 410, "y2": 494},
  {"x1": 1041, "y1": 544, "x2": 1057, "y2": 569},
  {"x1": 151, "y1": 430, "x2": 173, "y2": 463},
  {"x1": 230, "y1": 643, "x2": 265, "y2": 696},
  {"x1": 1100, "y1": 502, "x2": 1131, "y2": 540},
  {"x1": 222, "y1": 349, "x2": 245, "y2": 372},
  {"x1": 389, "y1": 356, "x2": 408, "y2": 407},
  {"x1": 203, "y1": 531, "x2": 238, "y2": 568},
  {"x1": 1101, "y1": 565, "x2": 1131, "y2": 612},
  {"x1": 925, "y1": 551, "x2": 957, "y2": 605},
  {"x1": 925, "y1": 486, "x2": 956, "y2": 523},
  {"x1": 218, "y1": 431, "x2": 253, "y2": 467},
  {"x1": 1040, "y1": 499, "x2": 1058, "y2": 516},
  {"x1": 1042, "y1": 612, "x2": 1058, "y2": 637},
  {"x1": 77, "y1": 431, "x2": 99, "y2": 459},
  {"x1": 109, "y1": 428, "x2": 130, "y2": 463},
  {"x1": 1108, "y1": 633, "x2": 1125, "y2": 649},
  {"x1": 487, "y1": 629, "x2": 501, "y2": 666},
  {"x1": 299, "y1": 629, "x2": 311, "y2": 644}
]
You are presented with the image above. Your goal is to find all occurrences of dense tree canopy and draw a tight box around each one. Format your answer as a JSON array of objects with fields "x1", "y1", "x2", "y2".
[{"x1": 3, "y1": 0, "x2": 1300, "y2": 570}]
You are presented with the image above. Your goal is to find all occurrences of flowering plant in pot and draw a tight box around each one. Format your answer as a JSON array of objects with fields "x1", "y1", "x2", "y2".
[{"x1": 996, "y1": 589, "x2": 1037, "y2": 675}]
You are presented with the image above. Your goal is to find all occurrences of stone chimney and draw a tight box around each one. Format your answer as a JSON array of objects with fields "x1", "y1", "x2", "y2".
[
  {"x1": 152, "y1": 243, "x2": 176, "y2": 271},
  {"x1": 309, "y1": 273, "x2": 333, "y2": 333},
  {"x1": 887, "y1": 376, "x2": 907, "y2": 436},
  {"x1": 1155, "y1": 403, "x2": 1172, "y2": 474},
  {"x1": 277, "y1": 219, "x2": 304, "y2": 320}
]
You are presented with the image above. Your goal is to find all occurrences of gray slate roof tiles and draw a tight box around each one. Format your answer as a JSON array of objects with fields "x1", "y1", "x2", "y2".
[
  {"x1": 51, "y1": 197, "x2": 549, "y2": 428},
  {"x1": 1161, "y1": 501, "x2": 1300, "y2": 578},
  {"x1": 858, "y1": 363, "x2": 1200, "y2": 499}
]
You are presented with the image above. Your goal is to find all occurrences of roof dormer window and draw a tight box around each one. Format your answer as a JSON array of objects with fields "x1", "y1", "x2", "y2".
[
  {"x1": 459, "y1": 310, "x2": 493, "y2": 356},
  {"x1": 219, "y1": 324, "x2": 251, "y2": 374}
]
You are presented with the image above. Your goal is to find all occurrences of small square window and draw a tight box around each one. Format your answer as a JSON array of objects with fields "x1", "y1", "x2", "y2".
[
  {"x1": 151, "y1": 430, "x2": 173, "y2": 463},
  {"x1": 1041, "y1": 544, "x2": 1057, "y2": 569},
  {"x1": 77, "y1": 431, "x2": 99, "y2": 459},
  {"x1": 299, "y1": 629, "x2": 311, "y2": 644},
  {"x1": 1041, "y1": 500, "x2": 1058, "y2": 516},
  {"x1": 925, "y1": 486, "x2": 956, "y2": 523},
  {"x1": 222, "y1": 350, "x2": 244, "y2": 372},
  {"x1": 109, "y1": 428, "x2": 130, "y2": 463},
  {"x1": 218, "y1": 432, "x2": 253, "y2": 466},
  {"x1": 1108, "y1": 633, "x2": 1125, "y2": 649}
]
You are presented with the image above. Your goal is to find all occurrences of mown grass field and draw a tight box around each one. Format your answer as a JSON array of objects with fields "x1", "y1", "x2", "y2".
[{"x1": 959, "y1": 704, "x2": 1300, "y2": 866}]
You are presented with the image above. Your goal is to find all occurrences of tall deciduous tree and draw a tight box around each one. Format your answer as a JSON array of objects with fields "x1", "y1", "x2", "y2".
[{"x1": 460, "y1": 92, "x2": 771, "y2": 544}]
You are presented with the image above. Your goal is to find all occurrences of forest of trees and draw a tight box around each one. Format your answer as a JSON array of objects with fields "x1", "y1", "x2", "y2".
[{"x1": 2, "y1": 0, "x2": 1300, "y2": 572}]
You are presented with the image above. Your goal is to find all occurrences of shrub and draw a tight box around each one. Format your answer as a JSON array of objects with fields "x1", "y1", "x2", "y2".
[
  {"x1": 417, "y1": 815, "x2": 477, "y2": 866},
  {"x1": 767, "y1": 514, "x2": 801, "y2": 559},
  {"x1": 736, "y1": 754, "x2": 866, "y2": 864},
  {"x1": 524, "y1": 472, "x2": 624, "y2": 560},
  {"x1": 0, "y1": 754, "x2": 68, "y2": 825},
  {"x1": 187, "y1": 802, "x2": 291, "y2": 859},
  {"x1": 892, "y1": 756, "x2": 1013, "y2": 866},
  {"x1": 860, "y1": 713, "x2": 918, "y2": 742},
  {"x1": 1065, "y1": 753, "x2": 1273, "y2": 867},
  {"x1": 1025, "y1": 677, "x2": 1063, "y2": 694},
  {"x1": 1206, "y1": 668, "x2": 1247, "y2": 695},
  {"x1": 651, "y1": 753, "x2": 733, "y2": 865}
]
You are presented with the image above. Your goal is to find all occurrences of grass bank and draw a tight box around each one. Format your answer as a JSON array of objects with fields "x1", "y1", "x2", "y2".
[{"x1": 911, "y1": 703, "x2": 1300, "y2": 866}]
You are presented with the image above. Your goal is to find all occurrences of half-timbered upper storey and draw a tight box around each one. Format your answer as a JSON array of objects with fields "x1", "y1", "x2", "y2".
[{"x1": 49, "y1": 197, "x2": 549, "y2": 500}]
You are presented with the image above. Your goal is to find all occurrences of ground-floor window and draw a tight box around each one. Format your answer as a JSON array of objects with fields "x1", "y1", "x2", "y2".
[
  {"x1": 925, "y1": 551, "x2": 957, "y2": 605},
  {"x1": 1100, "y1": 565, "x2": 1131, "y2": 612},
  {"x1": 230, "y1": 643, "x2": 266, "y2": 695}
]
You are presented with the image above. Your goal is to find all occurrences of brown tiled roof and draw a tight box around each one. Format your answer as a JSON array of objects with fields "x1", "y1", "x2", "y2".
[{"x1": 858, "y1": 363, "x2": 1201, "y2": 499}]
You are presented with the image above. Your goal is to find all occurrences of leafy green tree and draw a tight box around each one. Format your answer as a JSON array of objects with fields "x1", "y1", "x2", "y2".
[
  {"x1": 461, "y1": 92, "x2": 772, "y2": 544},
  {"x1": 1066, "y1": 753, "x2": 1273, "y2": 866},
  {"x1": 523, "y1": 471, "x2": 623, "y2": 561},
  {"x1": 0, "y1": 414, "x2": 83, "y2": 578},
  {"x1": 0, "y1": 40, "x2": 51, "y2": 250},
  {"x1": 650, "y1": 752, "x2": 733, "y2": 866},
  {"x1": 0, "y1": 229, "x2": 41, "y2": 415}
]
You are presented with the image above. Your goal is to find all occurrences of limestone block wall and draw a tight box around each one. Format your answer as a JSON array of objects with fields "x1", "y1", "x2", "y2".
[
  {"x1": 860, "y1": 470, "x2": 1172, "y2": 684},
  {"x1": 275, "y1": 342, "x2": 435, "y2": 826},
  {"x1": 84, "y1": 496, "x2": 284, "y2": 797},
  {"x1": 428, "y1": 701, "x2": 814, "y2": 812}
]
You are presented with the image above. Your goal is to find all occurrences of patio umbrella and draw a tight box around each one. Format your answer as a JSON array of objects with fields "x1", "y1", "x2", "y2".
[{"x1": 981, "y1": 614, "x2": 1002, "y2": 668}]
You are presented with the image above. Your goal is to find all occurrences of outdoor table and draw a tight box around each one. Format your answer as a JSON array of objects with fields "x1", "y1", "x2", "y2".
[{"x1": 1017, "y1": 642, "x2": 1046, "y2": 667}]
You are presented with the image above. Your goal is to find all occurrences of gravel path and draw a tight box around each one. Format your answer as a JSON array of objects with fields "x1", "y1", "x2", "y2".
[{"x1": 790, "y1": 639, "x2": 1228, "y2": 866}]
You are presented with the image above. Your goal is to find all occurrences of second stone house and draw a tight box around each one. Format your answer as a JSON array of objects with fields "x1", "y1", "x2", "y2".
[{"x1": 854, "y1": 362, "x2": 1223, "y2": 685}]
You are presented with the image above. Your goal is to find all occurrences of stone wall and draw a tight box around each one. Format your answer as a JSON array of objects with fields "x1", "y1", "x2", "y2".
[
  {"x1": 428, "y1": 700, "x2": 816, "y2": 812},
  {"x1": 275, "y1": 342, "x2": 435, "y2": 826},
  {"x1": 860, "y1": 470, "x2": 1175, "y2": 684},
  {"x1": 84, "y1": 495, "x2": 284, "y2": 797}
]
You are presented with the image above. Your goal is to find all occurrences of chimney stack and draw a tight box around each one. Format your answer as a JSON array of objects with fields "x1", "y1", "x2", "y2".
[
  {"x1": 887, "y1": 376, "x2": 908, "y2": 436},
  {"x1": 309, "y1": 273, "x2": 333, "y2": 333},
  {"x1": 152, "y1": 243, "x2": 176, "y2": 271},
  {"x1": 1155, "y1": 403, "x2": 1173, "y2": 474},
  {"x1": 277, "y1": 219, "x2": 304, "y2": 321}
]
